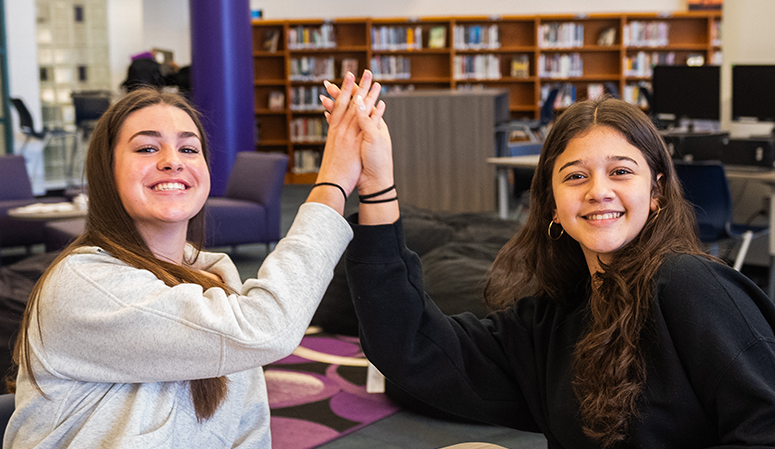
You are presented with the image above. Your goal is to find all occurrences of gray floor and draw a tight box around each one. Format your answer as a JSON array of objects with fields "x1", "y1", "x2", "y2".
[{"x1": 222, "y1": 185, "x2": 547, "y2": 449}]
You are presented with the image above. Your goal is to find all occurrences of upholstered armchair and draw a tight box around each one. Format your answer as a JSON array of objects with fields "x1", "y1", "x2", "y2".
[{"x1": 204, "y1": 151, "x2": 288, "y2": 249}]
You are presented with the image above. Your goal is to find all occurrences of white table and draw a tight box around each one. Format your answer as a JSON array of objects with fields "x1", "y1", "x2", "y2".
[
  {"x1": 725, "y1": 167, "x2": 775, "y2": 299},
  {"x1": 486, "y1": 155, "x2": 540, "y2": 219},
  {"x1": 7, "y1": 203, "x2": 87, "y2": 221}
]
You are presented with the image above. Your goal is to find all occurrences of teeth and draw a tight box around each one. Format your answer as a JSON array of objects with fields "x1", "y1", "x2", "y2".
[
  {"x1": 587, "y1": 212, "x2": 622, "y2": 220},
  {"x1": 153, "y1": 182, "x2": 186, "y2": 191}
]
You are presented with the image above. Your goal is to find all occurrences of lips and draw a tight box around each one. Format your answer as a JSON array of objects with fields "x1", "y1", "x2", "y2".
[
  {"x1": 584, "y1": 212, "x2": 623, "y2": 220},
  {"x1": 152, "y1": 181, "x2": 188, "y2": 191}
]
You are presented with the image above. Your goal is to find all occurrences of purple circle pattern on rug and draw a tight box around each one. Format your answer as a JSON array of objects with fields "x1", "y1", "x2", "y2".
[
  {"x1": 270, "y1": 417, "x2": 339, "y2": 449},
  {"x1": 265, "y1": 370, "x2": 340, "y2": 409},
  {"x1": 273, "y1": 337, "x2": 363, "y2": 364}
]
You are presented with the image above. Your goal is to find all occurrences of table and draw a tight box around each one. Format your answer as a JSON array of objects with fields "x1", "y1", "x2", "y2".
[
  {"x1": 7, "y1": 203, "x2": 87, "y2": 221},
  {"x1": 725, "y1": 166, "x2": 775, "y2": 299},
  {"x1": 487, "y1": 155, "x2": 540, "y2": 219}
]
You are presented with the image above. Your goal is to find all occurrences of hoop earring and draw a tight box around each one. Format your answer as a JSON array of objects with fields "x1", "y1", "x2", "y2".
[
  {"x1": 652, "y1": 205, "x2": 662, "y2": 221},
  {"x1": 548, "y1": 221, "x2": 564, "y2": 240}
]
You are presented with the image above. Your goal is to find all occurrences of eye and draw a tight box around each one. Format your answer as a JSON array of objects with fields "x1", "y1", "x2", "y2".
[
  {"x1": 180, "y1": 146, "x2": 200, "y2": 154},
  {"x1": 136, "y1": 146, "x2": 157, "y2": 153},
  {"x1": 564, "y1": 172, "x2": 586, "y2": 182},
  {"x1": 611, "y1": 167, "x2": 633, "y2": 176}
]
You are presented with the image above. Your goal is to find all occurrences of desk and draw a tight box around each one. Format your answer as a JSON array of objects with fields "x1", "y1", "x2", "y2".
[
  {"x1": 8, "y1": 203, "x2": 87, "y2": 221},
  {"x1": 487, "y1": 155, "x2": 540, "y2": 219},
  {"x1": 725, "y1": 167, "x2": 775, "y2": 299}
]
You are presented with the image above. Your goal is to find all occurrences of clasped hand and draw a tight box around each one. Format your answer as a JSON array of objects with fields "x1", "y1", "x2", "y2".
[{"x1": 316, "y1": 70, "x2": 394, "y2": 200}]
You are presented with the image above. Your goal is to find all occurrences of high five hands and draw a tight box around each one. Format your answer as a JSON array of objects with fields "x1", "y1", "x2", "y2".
[{"x1": 316, "y1": 70, "x2": 398, "y2": 224}]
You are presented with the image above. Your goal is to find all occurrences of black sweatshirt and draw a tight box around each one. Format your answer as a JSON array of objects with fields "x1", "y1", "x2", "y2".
[{"x1": 346, "y1": 217, "x2": 775, "y2": 449}]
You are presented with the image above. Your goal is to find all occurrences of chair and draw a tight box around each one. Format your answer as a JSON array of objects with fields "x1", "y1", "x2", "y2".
[
  {"x1": 204, "y1": 151, "x2": 288, "y2": 250},
  {"x1": 673, "y1": 160, "x2": 768, "y2": 271},
  {"x1": 0, "y1": 393, "x2": 14, "y2": 438},
  {"x1": 0, "y1": 155, "x2": 66, "y2": 252}
]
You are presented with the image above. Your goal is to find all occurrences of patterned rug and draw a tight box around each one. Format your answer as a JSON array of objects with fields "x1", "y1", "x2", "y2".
[{"x1": 266, "y1": 329, "x2": 401, "y2": 448}]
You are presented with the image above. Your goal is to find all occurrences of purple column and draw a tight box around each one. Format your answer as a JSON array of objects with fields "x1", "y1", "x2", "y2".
[{"x1": 189, "y1": 0, "x2": 255, "y2": 196}]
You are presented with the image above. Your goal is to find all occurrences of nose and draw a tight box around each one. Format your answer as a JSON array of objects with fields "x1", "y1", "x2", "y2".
[
  {"x1": 157, "y1": 147, "x2": 183, "y2": 172},
  {"x1": 585, "y1": 174, "x2": 614, "y2": 202}
]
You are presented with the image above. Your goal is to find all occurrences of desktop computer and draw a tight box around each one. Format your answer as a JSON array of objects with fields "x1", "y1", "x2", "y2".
[
  {"x1": 721, "y1": 137, "x2": 775, "y2": 168},
  {"x1": 660, "y1": 131, "x2": 729, "y2": 162}
]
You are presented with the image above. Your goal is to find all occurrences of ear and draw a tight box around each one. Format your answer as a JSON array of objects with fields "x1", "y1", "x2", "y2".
[
  {"x1": 650, "y1": 173, "x2": 664, "y2": 211},
  {"x1": 552, "y1": 210, "x2": 559, "y2": 224}
]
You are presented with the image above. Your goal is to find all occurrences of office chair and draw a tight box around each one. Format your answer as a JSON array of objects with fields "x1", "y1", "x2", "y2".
[
  {"x1": 673, "y1": 160, "x2": 768, "y2": 271},
  {"x1": 10, "y1": 98, "x2": 52, "y2": 155}
]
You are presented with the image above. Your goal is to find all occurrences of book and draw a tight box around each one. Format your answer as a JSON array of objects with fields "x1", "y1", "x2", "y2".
[
  {"x1": 510, "y1": 55, "x2": 530, "y2": 78},
  {"x1": 340, "y1": 58, "x2": 359, "y2": 78},
  {"x1": 597, "y1": 27, "x2": 616, "y2": 46},
  {"x1": 268, "y1": 90, "x2": 285, "y2": 110},
  {"x1": 587, "y1": 83, "x2": 605, "y2": 101},
  {"x1": 263, "y1": 29, "x2": 280, "y2": 52},
  {"x1": 428, "y1": 26, "x2": 446, "y2": 49}
]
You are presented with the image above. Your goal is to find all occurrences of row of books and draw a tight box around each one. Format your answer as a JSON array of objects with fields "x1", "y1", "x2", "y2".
[
  {"x1": 538, "y1": 22, "x2": 584, "y2": 48},
  {"x1": 540, "y1": 83, "x2": 578, "y2": 108},
  {"x1": 369, "y1": 55, "x2": 412, "y2": 80},
  {"x1": 453, "y1": 24, "x2": 500, "y2": 50},
  {"x1": 453, "y1": 54, "x2": 502, "y2": 80},
  {"x1": 293, "y1": 149, "x2": 322, "y2": 174},
  {"x1": 371, "y1": 26, "x2": 423, "y2": 51},
  {"x1": 287, "y1": 24, "x2": 337, "y2": 50},
  {"x1": 290, "y1": 117, "x2": 329, "y2": 143},
  {"x1": 538, "y1": 53, "x2": 583, "y2": 79},
  {"x1": 289, "y1": 85, "x2": 331, "y2": 111},
  {"x1": 623, "y1": 51, "x2": 677, "y2": 77},
  {"x1": 623, "y1": 21, "x2": 670, "y2": 47},
  {"x1": 289, "y1": 56, "x2": 335, "y2": 81}
]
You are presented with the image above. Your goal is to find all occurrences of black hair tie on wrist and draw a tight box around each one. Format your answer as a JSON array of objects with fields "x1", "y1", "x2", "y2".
[
  {"x1": 312, "y1": 182, "x2": 347, "y2": 203},
  {"x1": 360, "y1": 195, "x2": 398, "y2": 204},
  {"x1": 358, "y1": 184, "x2": 396, "y2": 201}
]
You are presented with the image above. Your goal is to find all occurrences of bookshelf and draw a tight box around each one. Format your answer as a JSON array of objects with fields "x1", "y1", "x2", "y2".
[{"x1": 252, "y1": 11, "x2": 721, "y2": 183}]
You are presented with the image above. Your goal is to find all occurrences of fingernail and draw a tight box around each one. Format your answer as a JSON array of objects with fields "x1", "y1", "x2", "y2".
[
  {"x1": 346, "y1": 72, "x2": 354, "y2": 81},
  {"x1": 319, "y1": 94, "x2": 327, "y2": 104},
  {"x1": 355, "y1": 95, "x2": 365, "y2": 111},
  {"x1": 323, "y1": 80, "x2": 331, "y2": 89}
]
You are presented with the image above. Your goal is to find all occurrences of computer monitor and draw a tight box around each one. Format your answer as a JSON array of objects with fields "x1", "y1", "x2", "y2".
[
  {"x1": 651, "y1": 65, "x2": 720, "y2": 124},
  {"x1": 732, "y1": 65, "x2": 775, "y2": 124}
]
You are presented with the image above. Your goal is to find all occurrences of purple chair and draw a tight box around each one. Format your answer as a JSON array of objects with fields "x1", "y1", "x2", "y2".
[
  {"x1": 0, "y1": 155, "x2": 66, "y2": 252},
  {"x1": 204, "y1": 151, "x2": 288, "y2": 250}
]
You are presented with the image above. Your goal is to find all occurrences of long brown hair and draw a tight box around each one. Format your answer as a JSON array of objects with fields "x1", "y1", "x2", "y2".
[
  {"x1": 14, "y1": 87, "x2": 229, "y2": 422},
  {"x1": 484, "y1": 97, "x2": 706, "y2": 446}
]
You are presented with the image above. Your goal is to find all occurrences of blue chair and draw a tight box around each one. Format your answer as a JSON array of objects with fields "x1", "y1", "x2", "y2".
[
  {"x1": 0, "y1": 393, "x2": 14, "y2": 438},
  {"x1": 673, "y1": 160, "x2": 768, "y2": 271},
  {"x1": 204, "y1": 151, "x2": 288, "y2": 250}
]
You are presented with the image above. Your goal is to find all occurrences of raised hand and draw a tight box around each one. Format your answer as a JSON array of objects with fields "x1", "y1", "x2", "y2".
[{"x1": 308, "y1": 71, "x2": 381, "y2": 214}]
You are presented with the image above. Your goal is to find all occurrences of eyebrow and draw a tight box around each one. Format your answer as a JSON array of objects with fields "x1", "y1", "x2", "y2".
[
  {"x1": 557, "y1": 155, "x2": 639, "y2": 173},
  {"x1": 128, "y1": 130, "x2": 201, "y2": 142}
]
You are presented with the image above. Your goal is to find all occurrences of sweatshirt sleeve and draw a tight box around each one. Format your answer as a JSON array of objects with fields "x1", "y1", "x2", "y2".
[
  {"x1": 345, "y1": 215, "x2": 540, "y2": 432},
  {"x1": 31, "y1": 202, "x2": 353, "y2": 383}
]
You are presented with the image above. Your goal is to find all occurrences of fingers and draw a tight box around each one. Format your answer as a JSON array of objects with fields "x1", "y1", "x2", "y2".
[{"x1": 329, "y1": 72, "x2": 356, "y2": 124}]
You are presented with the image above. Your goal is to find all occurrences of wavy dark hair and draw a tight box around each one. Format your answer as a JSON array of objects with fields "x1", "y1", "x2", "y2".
[
  {"x1": 14, "y1": 87, "x2": 231, "y2": 422},
  {"x1": 484, "y1": 97, "x2": 707, "y2": 446}
]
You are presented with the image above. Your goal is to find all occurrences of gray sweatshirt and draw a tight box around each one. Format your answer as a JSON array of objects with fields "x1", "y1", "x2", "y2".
[{"x1": 4, "y1": 203, "x2": 353, "y2": 448}]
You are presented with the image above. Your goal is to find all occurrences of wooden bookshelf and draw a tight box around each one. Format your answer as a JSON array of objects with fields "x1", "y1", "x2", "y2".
[{"x1": 252, "y1": 11, "x2": 721, "y2": 183}]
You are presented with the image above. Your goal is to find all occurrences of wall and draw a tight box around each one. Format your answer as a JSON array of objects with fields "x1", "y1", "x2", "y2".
[
  {"x1": 5, "y1": 0, "x2": 42, "y2": 134},
  {"x1": 721, "y1": 0, "x2": 775, "y2": 136},
  {"x1": 255, "y1": 0, "x2": 686, "y2": 18},
  {"x1": 107, "y1": 0, "x2": 144, "y2": 95}
]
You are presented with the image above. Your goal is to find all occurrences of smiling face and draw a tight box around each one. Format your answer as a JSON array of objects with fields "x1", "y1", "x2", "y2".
[
  {"x1": 113, "y1": 103, "x2": 210, "y2": 237},
  {"x1": 551, "y1": 125, "x2": 660, "y2": 273}
]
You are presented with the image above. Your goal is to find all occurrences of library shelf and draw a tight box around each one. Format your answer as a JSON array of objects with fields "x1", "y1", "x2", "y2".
[{"x1": 252, "y1": 10, "x2": 720, "y2": 183}]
